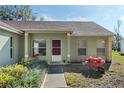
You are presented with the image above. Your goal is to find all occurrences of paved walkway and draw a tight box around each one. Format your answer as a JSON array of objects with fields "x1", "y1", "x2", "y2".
[{"x1": 43, "y1": 65, "x2": 67, "y2": 88}]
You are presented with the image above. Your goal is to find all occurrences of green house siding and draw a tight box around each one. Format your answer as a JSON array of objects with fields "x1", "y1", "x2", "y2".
[
  {"x1": 0, "y1": 21, "x2": 114, "y2": 66},
  {"x1": 19, "y1": 35, "x2": 24, "y2": 60},
  {"x1": 0, "y1": 29, "x2": 110, "y2": 66},
  {"x1": 0, "y1": 29, "x2": 112, "y2": 65},
  {"x1": 0, "y1": 29, "x2": 23, "y2": 66},
  {"x1": 70, "y1": 36, "x2": 107, "y2": 61},
  {"x1": 25, "y1": 33, "x2": 109, "y2": 62},
  {"x1": 30, "y1": 33, "x2": 67, "y2": 62}
]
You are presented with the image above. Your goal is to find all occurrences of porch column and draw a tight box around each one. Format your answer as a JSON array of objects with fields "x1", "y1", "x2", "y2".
[
  {"x1": 24, "y1": 32, "x2": 29, "y2": 59},
  {"x1": 107, "y1": 36, "x2": 112, "y2": 61},
  {"x1": 67, "y1": 33, "x2": 71, "y2": 62}
]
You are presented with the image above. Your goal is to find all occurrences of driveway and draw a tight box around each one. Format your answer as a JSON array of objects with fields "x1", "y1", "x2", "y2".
[{"x1": 43, "y1": 65, "x2": 67, "y2": 88}]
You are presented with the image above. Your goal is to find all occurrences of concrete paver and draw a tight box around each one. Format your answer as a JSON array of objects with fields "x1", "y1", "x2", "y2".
[{"x1": 43, "y1": 65, "x2": 67, "y2": 88}]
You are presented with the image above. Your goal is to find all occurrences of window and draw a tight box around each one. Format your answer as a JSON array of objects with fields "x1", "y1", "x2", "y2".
[
  {"x1": 33, "y1": 39, "x2": 46, "y2": 56},
  {"x1": 97, "y1": 39, "x2": 105, "y2": 56},
  {"x1": 10, "y1": 37, "x2": 13, "y2": 59},
  {"x1": 78, "y1": 40, "x2": 87, "y2": 56}
]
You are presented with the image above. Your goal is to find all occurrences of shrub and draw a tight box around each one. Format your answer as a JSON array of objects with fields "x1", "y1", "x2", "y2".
[
  {"x1": 21, "y1": 69, "x2": 41, "y2": 87},
  {"x1": 0, "y1": 58, "x2": 47, "y2": 88},
  {"x1": 21, "y1": 57, "x2": 39, "y2": 67},
  {"x1": 114, "y1": 63, "x2": 121, "y2": 65},
  {"x1": 0, "y1": 73, "x2": 15, "y2": 88},
  {"x1": 64, "y1": 72, "x2": 90, "y2": 88},
  {"x1": 21, "y1": 58, "x2": 32, "y2": 66},
  {"x1": 2, "y1": 64, "x2": 28, "y2": 77},
  {"x1": 106, "y1": 71, "x2": 124, "y2": 77},
  {"x1": 11, "y1": 69, "x2": 41, "y2": 88},
  {"x1": 0, "y1": 68, "x2": 2, "y2": 73}
]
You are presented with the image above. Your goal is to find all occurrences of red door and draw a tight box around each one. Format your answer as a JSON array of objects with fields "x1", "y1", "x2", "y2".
[{"x1": 52, "y1": 40, "x2": 61, "y2": 55}]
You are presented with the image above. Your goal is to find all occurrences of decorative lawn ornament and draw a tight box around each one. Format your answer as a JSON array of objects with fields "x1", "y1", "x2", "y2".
[{"x1": 85, "y1": 56, "x2": 105, "y2": 73}]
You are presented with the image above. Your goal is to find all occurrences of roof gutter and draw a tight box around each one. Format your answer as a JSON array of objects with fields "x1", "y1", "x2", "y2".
[
  {"x1": 22, "y1": 29, "x2": 73, "y2": 31},
  {"x1": 21, "y1": 29, "x2": 73, "y2": 33},
  {"x1": 71, "y1": 34, "x2": 115, "y2": 37}
]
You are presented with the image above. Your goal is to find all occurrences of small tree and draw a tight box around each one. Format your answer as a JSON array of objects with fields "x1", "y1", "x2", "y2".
[{"x1": 113, "y1": 20, "x2": 122, "y2": 51}]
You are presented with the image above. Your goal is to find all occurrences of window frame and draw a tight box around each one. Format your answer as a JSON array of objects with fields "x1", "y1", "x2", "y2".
[
  {"x1": 77, "y1": 39, "x2": 87, "y2": 56},
  {"x1": 32, "y1": 39, "x2": 46, "y2": 56},
  {"x1": 96, "y1": 39, "x2": 106, "y2": 57}
]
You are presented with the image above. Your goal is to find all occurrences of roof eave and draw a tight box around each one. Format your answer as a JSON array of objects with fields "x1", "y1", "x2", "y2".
[
  {"x1": 71, "y1": 34, "x2": 114, "y2": 36},
  {"x1": 0, "y1": 25, "x2": 23, "y2": 35},
  {"x1": 21, "y1": 29, "x2": 73, "y2": 33}
]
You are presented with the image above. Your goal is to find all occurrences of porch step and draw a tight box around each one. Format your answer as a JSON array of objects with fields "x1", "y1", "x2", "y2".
[
  {"x1": 49, "y1": 62, "x2": 64, "y2": 65},
  {"x1": 48, "y1": 65, "x2": 63, "y2": 74}
]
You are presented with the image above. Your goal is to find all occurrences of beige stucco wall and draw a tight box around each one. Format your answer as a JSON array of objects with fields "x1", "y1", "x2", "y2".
[{"x1": 0, "y1": 29, "x2": 23, "y2": 66}]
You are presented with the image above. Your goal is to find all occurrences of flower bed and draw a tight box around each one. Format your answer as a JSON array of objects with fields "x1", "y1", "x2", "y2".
[{"x1": 0, "y1": 58, "x2": 47, "y2": 88}]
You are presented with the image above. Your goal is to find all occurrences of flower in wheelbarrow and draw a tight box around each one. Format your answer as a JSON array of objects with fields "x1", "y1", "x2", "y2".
[{"x1": 98, "y1": 57, "x2": 105, "y2": 63}]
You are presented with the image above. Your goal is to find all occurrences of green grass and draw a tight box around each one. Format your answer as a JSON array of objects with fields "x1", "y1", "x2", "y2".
[{"x1": 112, "y1": 51, "x2": 124, "y2": 65}]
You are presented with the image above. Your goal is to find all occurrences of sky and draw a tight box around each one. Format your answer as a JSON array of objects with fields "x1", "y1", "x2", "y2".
[{"x1": 31, "y1": 5, "x2": 124, "y2": 37}]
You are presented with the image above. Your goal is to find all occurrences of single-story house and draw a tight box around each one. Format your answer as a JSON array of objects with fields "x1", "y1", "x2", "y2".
[
  {"x1": 0, "y1": 21, "x2": 114, "y2": 66},
  {"x1": 120, "y1": 38, "x2": 124, "y2": 55}
]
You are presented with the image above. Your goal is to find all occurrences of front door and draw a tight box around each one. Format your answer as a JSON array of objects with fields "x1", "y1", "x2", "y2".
[{"x1": 52, "y1": 40, "x2": 61, "y2": 62}]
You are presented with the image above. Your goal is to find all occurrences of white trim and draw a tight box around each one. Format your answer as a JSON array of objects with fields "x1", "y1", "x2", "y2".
[
  {"x1": 67, "y1": 33, "x2": 71, "y2": 36},
  {"x1": 0, "y1": 25, "x2": 23, "y2": 35},
  {"x1": 25, "y1": 54, "x2": 29, "y2": 58},
  {"x1": 52, "y1": 55, "x2": 62, "y2": 62},
  {"x1": 0, "y1": 35, "x2": 9, "y2": 51},
  {"x1": 25, "y1": 31, "x2": 72, "y2": 34},
  {"x1": 72, "y1": 35, "x2": 113, "y2": 37},
  {"x1": 22, "y1": 29, "x2": 73, "y2": 31},
  {"x1": 41, "y1": 72, "x2": 48, "y2": 88},
  {"x1": 67, "y1": 54, "x2": 70, "y2": 57},
  {"x1": 24, "y1": 33, "x2": 28, "y2": 36}
]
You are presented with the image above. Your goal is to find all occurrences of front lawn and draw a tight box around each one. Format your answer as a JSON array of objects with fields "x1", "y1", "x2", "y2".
[
  {"x1": 112, "y1": 51, "x2": 124, "y2": 65},
  {"x1": 111, "y1": 51, "x2": 124, "y2": 73},
  {"x1": 0, "y1": 58, "x2": 47, "y2": 88},
  {"x1": 64, "y1": 51, "x2": 124, "y2": 88}
]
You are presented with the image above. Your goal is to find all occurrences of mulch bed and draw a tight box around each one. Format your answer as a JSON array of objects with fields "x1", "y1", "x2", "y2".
[{"x1": 64, "y1": 71, "x2": 124, "y2": 88}]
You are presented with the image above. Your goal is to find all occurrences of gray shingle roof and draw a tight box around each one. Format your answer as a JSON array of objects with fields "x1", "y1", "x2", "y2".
[
  {"x1": 2, "y1": 21, "x2": 114, "y2": 36},
  {"x1": 0, "y1": 21, "x2": 22, "y2": 34}
]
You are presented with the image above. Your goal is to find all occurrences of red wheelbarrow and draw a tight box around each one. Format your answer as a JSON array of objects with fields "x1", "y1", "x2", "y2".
[{"x1": 85, "y1": 56, "x2": 105, "y2": 73}]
